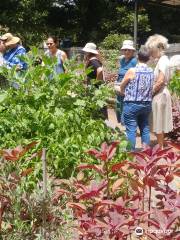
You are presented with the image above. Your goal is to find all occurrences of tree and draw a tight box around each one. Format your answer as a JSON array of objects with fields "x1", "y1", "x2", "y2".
[
  {"x1": 0, "y1": 0, "x2": 54, "y2": 46},
  {"x1": 47, "y1": 0, "x2": 150, "y2": 45}
]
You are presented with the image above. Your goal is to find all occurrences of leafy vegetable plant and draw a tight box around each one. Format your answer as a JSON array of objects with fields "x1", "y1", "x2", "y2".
[{"x1": 0, "y1": 48, "x2": 118, "y2": 178}]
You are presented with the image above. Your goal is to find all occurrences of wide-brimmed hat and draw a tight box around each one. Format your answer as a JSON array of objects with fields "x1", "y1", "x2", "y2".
[
  {"x1": 82, "y1": 42, "x2": 99, "y2": 54},
  {"x1": 121, "y1": 40, "x2": 135, "y2": 50},
  {"x1": 0, "y1": 33, "x2": 20, "y2": 47}
]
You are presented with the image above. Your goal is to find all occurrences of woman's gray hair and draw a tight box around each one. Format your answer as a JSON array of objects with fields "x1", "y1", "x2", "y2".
[
  {"x1": 145, "y1": 34, "x2": 169, "y2": 54},
  {"x1": 138, "y1": 46, "x2": 150, "y2": 62}
]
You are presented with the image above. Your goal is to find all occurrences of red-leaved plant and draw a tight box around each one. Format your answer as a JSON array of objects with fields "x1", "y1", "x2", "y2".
[
  {"x1": 54, "y1": 141, "x2": 180, "y2": 240},
  {"x1": 0, "y1": 142, "x2": 41, "y2": 233}
]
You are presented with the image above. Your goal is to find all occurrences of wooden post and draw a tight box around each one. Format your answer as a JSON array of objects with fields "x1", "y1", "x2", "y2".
[{"x1": 134, "y1": 0, "x2": 138, "y2": 49}]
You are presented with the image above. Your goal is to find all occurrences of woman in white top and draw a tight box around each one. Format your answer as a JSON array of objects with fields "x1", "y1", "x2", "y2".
[
  {"x1": 45, "y1": 36, "x2": 67, "y2": 74},
  {"x1": 145, "y1": 34, "x2": 173, "y2": 148}
]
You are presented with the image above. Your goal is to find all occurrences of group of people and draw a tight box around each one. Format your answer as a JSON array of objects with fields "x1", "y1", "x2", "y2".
[
  {"x1": 115, "y1": 35, "x2": 173, "y2": 150},
  {"x1": 0, "y1": 34, "x2": 68, "y2": 73},
  {"x1": 0, "y1": 32, "x2": 175, "y2": 151},
  {"x1": 80, "y1": 35, "x2": 174, "y2": 151}
]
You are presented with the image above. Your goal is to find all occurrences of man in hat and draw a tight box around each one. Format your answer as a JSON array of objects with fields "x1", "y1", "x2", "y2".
[{"x1": 0, "y1": 33, "x2": 27, "y2": 70}]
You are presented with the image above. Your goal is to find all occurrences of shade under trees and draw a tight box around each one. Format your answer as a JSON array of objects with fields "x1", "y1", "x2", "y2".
[{"x1": 0, "y1": 0, "x2": 180, "y2": 46}]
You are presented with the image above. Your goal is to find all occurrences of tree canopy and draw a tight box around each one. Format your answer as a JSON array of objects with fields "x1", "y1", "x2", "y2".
[{"x1": 0, "y1": 0, "x2": 179, "y2": 47}]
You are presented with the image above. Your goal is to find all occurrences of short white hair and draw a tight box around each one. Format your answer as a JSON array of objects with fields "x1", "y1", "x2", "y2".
[{"x1": 145, "y1": 34, "x2": 169, "y2": 53}]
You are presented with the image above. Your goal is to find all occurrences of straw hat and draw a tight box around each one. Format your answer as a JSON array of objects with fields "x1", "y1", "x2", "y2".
[
  {"x1": 0, "y1": 33, "x2": 20, "y2": 47},
  {"x1": 82, "y1": 42, "x2": 99, "y2": 54},
  {"x1": 121, "y1": 40, "x2": 135, "y2": 50}
]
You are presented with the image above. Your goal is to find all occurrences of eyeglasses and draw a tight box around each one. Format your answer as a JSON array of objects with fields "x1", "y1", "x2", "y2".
[{"x1": 46, "y1": 43, "x2": 54, "y2": 46}]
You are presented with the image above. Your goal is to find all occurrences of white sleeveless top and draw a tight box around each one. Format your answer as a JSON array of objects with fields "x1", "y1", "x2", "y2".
[{"x1": 45, "y1": 49, "x2": 64, "y2": 74}]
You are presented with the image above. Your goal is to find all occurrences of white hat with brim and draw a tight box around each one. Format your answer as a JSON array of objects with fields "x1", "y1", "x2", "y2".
[
  {"x1": 82, "y1": 42, "x2": 99, "y2": 54},
  {"x1": 0, "y1": 33, "x2": 20, "y2": 47},
  {"x1": 121, "y1": 40, "x2": 136, "y2": 50}
]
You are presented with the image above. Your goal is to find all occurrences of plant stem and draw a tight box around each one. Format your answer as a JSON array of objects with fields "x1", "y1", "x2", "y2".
[
  {"x1": 105, "y1": 162, "x2": 110, "y2": 199},
  {"x1": 42, "y1": 148, "x2": 47, "y2": 239},
  {"x1": 148, "y1": 186, "x2": 151, "y2": 212},
  {"x1": 148, "y1": 186, "x2": 151, "y2": 227},
  {"x1": 142, "y1": 187, "x2": 144, "y2": 212}
]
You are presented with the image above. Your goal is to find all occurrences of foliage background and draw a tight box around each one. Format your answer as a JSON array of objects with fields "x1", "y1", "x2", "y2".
[
  {"x1": 0, "y1": 50, "x2": 126, "y2": 178},
  {"x1": 0, "y1": 0, "x2": 180, "y2": 47}
]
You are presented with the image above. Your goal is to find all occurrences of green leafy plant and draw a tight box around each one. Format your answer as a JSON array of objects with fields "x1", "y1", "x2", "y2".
[
  {"x1": 169, "y1": 71, "x2": 180, "y2": 97},
  {"x1": 0, "y1": 48, "x2": 120, "y2": 178},
  {"x1": 0, "y1": 142, "x2": 78, "y2": 239},
  {"x1": 100, "y1": 33, "x2": 132, "y2": 50}
]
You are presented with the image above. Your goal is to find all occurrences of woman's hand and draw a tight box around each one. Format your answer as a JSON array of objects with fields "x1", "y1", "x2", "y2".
[
  {"x1": 153, "y1": 70, "x2": 165, "y2": 95},
  {"x1": 114, "y1": 84, "x2": 124, "y2": 95}
]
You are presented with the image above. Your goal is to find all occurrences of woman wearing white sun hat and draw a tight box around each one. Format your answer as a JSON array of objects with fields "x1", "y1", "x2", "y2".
[
  {"x1": 82, "y1": 42, "x2": 104, "y2": 87},
  {"x1": 115, "y1": 40, "x2": 137, "y2": 124},
  {"x1": 82, "y1": 42, "x2": 107, "y2": 119}
]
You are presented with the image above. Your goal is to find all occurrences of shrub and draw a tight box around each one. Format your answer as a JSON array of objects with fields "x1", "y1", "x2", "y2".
[
  {"x1": 167, "y1": 71, "x2": 180, "y2": 142},
  {"x1": 0, "y1": 143, "x2": 77, "y2": 239},
  {"x1": 56, "y1": 141, "x2": 180, "y2": 239},
  {"x1": 100, "y1": 33, "x2": 132, "y2": 50},
  {"x1": 0, "y1": 48, "x2": 120, "y2": 178},
  {"x1": 166, "y1": 102, "x2": 180, "y2": 142},
  {"x1": 169, "y1": 71, "x2": 180, "y2": 97}
]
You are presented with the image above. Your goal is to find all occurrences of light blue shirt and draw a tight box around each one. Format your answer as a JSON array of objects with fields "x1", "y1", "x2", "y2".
[
  {"x1": 117, "y1": 56, "x2": 137, "y2": 82},
  {"x1": 3, "y1": 45, "x2": 27, "y2": 70}
]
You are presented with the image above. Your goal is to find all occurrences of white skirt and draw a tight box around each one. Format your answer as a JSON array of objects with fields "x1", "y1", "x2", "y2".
[{"x1": 152, "y1": 87, "x2": 173, "y2": 134}]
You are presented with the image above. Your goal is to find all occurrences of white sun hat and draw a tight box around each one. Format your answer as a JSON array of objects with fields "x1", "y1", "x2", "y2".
[
  {"x1": 82, "y1": 42, "x2": 99, "y2": 54},
  {"x1": 121, "y1": 40, "x2": 136, "y2": 50}
]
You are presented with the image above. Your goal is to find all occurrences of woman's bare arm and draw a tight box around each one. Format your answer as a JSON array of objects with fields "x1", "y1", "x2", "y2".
[
  {"x1": 119, "y1": 68, "x2": 135, "y2": 95},
  {"x1": 153, "y1": 70, "x2": 165, "y2": 94},
  {"x1": 96, "y1": 67, "x2": 103, "y2": 81},
  {"x1": 61, "y1": 50, "x2": 68, "y2": 63}
]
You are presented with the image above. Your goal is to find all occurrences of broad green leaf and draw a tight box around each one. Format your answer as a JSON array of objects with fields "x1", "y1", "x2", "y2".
[{"x1": 0, "y1": 93, "x2": 7, "y2": 103}]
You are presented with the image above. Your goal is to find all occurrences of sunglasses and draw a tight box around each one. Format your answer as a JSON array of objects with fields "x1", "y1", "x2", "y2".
[{"x1": 46, "y1": 43, "x2": 54, "y2": 46}]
